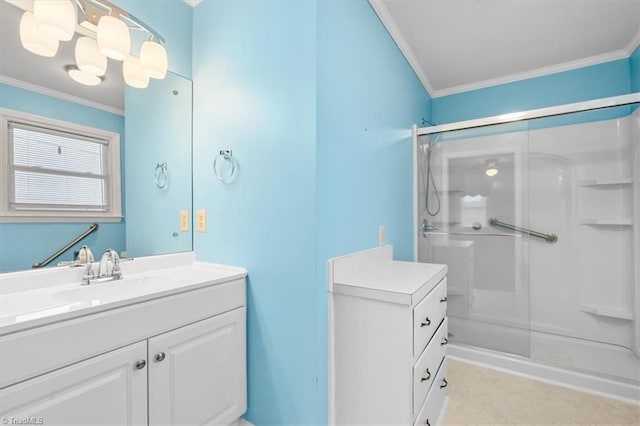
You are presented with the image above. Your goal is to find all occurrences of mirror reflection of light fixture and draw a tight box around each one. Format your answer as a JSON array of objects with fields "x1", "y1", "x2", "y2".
[
  {"x1": 19, "y1": 12, "x2": 59, "y2": 57},
  {"x1": 75, "y1": 37, "x2": 107, "y2": 76},
  {"x1": 123, "y1": 56, "x2": 150, "y2": 89},
  {"x1": 66, "y1": 65, "x2": 103, "y2": 86},
  {"x1": 33, "y1": 0, "x2": 77, "y2": 42},
  {"x1": 15, "y1": 0, "x2": 168, "y2": 89},
  {"x1": 485, "y1": 159, "x2": 499, "y2": 177}
]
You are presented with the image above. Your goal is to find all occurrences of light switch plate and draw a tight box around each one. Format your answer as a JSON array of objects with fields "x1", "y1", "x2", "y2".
[
  {"x1": 180, "y1": 210, "x2": 189, "y2": 231},
  {"x1": 197, "y1": 210, "x2": 207, "y2": 232}
]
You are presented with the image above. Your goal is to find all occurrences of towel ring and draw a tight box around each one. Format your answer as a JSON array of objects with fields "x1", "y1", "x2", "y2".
[
  {"x1": 213, "y1": 150, "x2": 236, "y2": 182},
  {"x1": 154, "y1": 162, "x2": 169, "y2": 189}
]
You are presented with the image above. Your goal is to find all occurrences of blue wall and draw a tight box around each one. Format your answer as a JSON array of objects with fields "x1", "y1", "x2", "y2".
[
  {"x1": 193, "y1": 2, "x2": 318, "y2": 424},
  {"x1": 315, "y1": 2, "x2": 431, "y2": 422},
  {"x1": 0, "y1": 83, "x2": 125, "y2": 272},
  {"x1": 192, "y1": 1, "x2": 429, "y2": 423},
  {"x1": 432, "y1": 59, "x2": 632, "y2": 124},
  {"x1": 631, "y1": 45, "x2": 640, "y2": 94}
]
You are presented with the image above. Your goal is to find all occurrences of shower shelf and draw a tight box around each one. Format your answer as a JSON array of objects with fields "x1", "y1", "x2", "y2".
[
  {"x1": 579, "y1": 218, "x2": 632, "y2": 226},
  {"x1": 579, "y1": 303, "x2": 632, "y2": 320},
  {"x1": 578, "y1": 178, "x2": 632, "y2": 186}
]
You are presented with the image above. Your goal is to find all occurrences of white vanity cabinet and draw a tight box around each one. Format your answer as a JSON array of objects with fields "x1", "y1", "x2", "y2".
[
  {"x1": 329, "y1": 246, "x2": 448, "y2": 425},
  {"x1": 0, "y1": 341, "x2": 149, "y2": 425},
  {"x1": 0, "y1": 260, "x2": 247, "y2": 426}
]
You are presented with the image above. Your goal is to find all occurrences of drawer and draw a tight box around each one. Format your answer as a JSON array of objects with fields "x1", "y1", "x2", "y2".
[
  {"x1": 413, "y1": 318, "x2": 448, "y2": 415},
  {"x1": 413, "y1": 278, "x2": 447, "y2": 358},
  {"x1": 414, "y1": 359, "x2": 448, "y2": 426}
]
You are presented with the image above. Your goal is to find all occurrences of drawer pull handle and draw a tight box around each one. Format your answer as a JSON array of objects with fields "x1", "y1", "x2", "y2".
[
  {"x1": 440, "y1": 378, "x2": 448, "y2": 388},
  {"x1": 155, "y1": 352, "x2": 166, "y2": 362},
  {"x1": 420, "y1": 317, "x2": 431, "y2": 327},
  {"x1": 420, "y1": 368, "x2": 431, "y2": 382},
  {"x1": 425, "y1": 420, "x2": 431, "y2": 426},
  {"x1": 134, "y1": 360, "x2": 146, "y2": 370},
  {"x1": 441, "y1": 337, "x2": 449, "y2": 346},
  {"x1": 440, "y1": 296, "x2": 448, "y2": 303}
]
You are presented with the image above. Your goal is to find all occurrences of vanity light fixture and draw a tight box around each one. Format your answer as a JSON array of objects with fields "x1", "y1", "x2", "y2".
[
  {"x1": 16, "y1": 0, "x2": 168, "y2": 89},
  {"x1": 19, "y1": 11, "x2": 59, "y2": 57},
  {"x1": 66, "y1": 65, "x2": 103, "y2": 86}
]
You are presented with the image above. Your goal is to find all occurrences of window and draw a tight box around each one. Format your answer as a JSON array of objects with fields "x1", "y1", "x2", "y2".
[{"x1": 1, "y1": 108, "x2": 121, "y2": 221}]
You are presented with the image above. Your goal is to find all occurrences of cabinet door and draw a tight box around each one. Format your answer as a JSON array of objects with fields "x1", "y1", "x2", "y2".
[
  {"x1": 149, "y1": 307, "x2": 246, "y2": 425},
  {"x1": 0, "y1": 341, "x2": 147, "y2": 426}
]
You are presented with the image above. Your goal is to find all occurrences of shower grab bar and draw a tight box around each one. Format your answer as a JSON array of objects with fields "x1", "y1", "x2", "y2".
[
  {"x1": 488, "y1": 218, "x2": 557, "y2": 244},
  {"x1": 426, "y1": 231, "x2": 521, "y2": 238},
  {"x1": 32, "y1": 223, "x2": 99, "y2": 268}
]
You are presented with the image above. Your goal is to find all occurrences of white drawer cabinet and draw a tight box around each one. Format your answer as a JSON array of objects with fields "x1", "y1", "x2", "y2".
[{"x1": 329, "y1": 246, "x2": 448, "y2": 425}]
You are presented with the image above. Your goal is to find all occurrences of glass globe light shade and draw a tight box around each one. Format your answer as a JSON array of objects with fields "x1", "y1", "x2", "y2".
[
  {"x1": 123, "y1": 56, "x2": 150, "y2": 89},
  {"x1": 140, "y1": 40, "x2": 168, "y2": 79},
  {"x1": 97, "y1": 15, "x2": 130, "y2": 61},
  {"x1": 19, "y1": 11, "x2": 59, "y2": 57},
  {"x1": 33, "y1": 0, "x2": 77, "y2": 42},
  {"x1": 75, "y1": 37, "x2": 107, "y2": 76}
]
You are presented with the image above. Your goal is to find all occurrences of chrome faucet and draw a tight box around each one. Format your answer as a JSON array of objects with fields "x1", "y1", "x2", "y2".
[
  {"x1": 98, "y1": 249, "x2": 122, "y2": 280},
  {"x1": 421, "y1": 218, "x2": 439, "y2": 237},
  {"x1": 81, "y1": 249, "x2": 122, "y2": 285}
]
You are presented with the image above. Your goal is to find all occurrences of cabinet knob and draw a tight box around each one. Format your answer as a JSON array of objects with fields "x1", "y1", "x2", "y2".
[
  {"x1": 440, "y1": 296, "x2": 448, "y2": 303},
  {"x1": 420, "y1": 317, "x2": 431, "y2": 327},
  {"x1": 440, "y1": 378, "x2": 448, "y2": 388},
  {"x1": 134, "y1": 359, "x2": 146, "y2": 370},
  {"x1": 155, "y1": 352, "x2": 166, "y2": 362},
  {"x1": 441, "y1": 337, "x2": 449, "y2": 346},
  {"x1": 420, "y1": 368, "x2": 431, "y2": 382}
]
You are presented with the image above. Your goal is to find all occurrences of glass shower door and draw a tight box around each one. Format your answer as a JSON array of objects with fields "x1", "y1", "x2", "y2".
[{"x1": 418, "y1": 123, "x2": 531, "y2": 357}]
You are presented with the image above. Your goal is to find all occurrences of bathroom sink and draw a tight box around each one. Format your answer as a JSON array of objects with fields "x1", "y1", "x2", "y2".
[{"x1": 0, "y1": 254, "x2": 248, "y2": 335}]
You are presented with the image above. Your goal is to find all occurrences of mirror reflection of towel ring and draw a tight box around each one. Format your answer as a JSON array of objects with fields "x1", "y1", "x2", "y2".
[
  {"x1": 214, "y1": 149, "x2": 236, "y2": 182},
  {"x1": 155, "y1": 162, "x2": 169, "y2": 189}
]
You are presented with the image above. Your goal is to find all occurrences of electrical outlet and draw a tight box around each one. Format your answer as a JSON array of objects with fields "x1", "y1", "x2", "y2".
[
  {"x1": 180, "y1": 210, "x2": 189, "y2": 231},
  {"x1": 197, "y1": 210, "x2": 207, "y2": 232},
  {"x1": 378, "y1": 225, "x2": 385, "y2": 246}
]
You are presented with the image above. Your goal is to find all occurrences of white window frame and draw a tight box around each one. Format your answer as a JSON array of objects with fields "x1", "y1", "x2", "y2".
[{"x1": 0, "y1": 108, "x2": 122, "y2": 222}]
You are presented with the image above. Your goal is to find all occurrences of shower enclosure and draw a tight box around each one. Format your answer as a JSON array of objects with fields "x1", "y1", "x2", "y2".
[{"x1": 415, "y1": 95, "x2": 640, "y2": 399}]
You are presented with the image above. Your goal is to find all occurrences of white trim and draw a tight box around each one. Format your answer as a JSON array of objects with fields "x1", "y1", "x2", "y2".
[
  {"x1": 0, "y1": 76, "x2": 124, "y2": 117},
  {"x1": 368, "y1": 0, "x2": 435, "y2": 97},
  {"x1": 412, "y1": 124, "x2": 418, "y2": 262},
  {"x1": 448, "y1": 344, "x2": 640, "y2": 405},
  {"x1": 624, "y1": 28, "x2": 640, "y2": 56},
  {"x1": 238, "y1": 419, "x2": 254, "y2": 426},
  {"x1": 433, "y1": 50, "x2": 631, "y2": 97},
  {"x1": 182, "y1": 0, "x2": 201, "y2": 7},
  {"x1": 0, "y1": 107, "x2": 122, "y2": 223},
  {"x1": 417, "y1": 93, "x2": 640, "y2": 135}
]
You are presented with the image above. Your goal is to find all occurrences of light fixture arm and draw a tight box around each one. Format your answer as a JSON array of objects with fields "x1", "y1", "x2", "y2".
[{"x1": 80, "y1": 0, "x2": 166, "y2": 46}]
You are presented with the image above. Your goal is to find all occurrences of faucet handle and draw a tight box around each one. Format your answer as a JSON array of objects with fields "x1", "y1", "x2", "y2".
[{"x1": 81, "y1": 263, "x2": 95, "y2": 285}]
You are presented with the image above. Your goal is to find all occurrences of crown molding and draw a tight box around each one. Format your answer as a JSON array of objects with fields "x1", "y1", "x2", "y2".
[
  {"x1": 432, "y1": 49, "x2": 631, "y2": 98},
  {"x1": 368, "y1": 0, "x2": 435, "y2": 97},
  {"x1": 0, "y1": 75, "x2": 125, "y2": 116},
  {"x1": 624, "y1": 28, "x2": 640, "y2": 56},
  {"x1": 183, "y1": 0, "x2": 202, "y2": 7}
]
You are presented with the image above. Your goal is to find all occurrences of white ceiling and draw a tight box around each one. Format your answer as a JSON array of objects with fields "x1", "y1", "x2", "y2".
[
  {"x1": 371, "y1": 0, "x2": 640, "y2": 97},
  {"x1": 0, "y1": 1, "x2": 125, "y2": 113}
]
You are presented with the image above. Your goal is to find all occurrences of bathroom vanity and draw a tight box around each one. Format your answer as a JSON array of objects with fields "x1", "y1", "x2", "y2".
[
  {"x1": 0, "y1": 253, "x2": 247, "y2": 426},
  {"x1": 329, "y1": 246, "x2": 448, "y2": 425}
]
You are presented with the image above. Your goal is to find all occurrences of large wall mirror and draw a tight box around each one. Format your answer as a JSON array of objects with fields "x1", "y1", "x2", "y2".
[{"x1": 0, "y1": 0, "x2": 193, "y2": 272}]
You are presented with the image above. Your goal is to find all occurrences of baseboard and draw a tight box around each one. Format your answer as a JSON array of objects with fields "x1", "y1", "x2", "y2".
[{"x1": 448, "y1": 344, "x2": 640, "y2": 405}]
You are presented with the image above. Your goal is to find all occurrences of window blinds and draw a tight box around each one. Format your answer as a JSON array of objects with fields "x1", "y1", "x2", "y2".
[{"x1": 7, "y1": 122, "x2": 110, "y2": 212}]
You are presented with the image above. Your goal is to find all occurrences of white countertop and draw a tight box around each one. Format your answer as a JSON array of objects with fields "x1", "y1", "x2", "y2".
[
  {"x1": 0, "y1": 253, "x2": 247, "y2": 335},
  {"x1": 329, "y1": 245, "x2": 447, "y2": 305}
]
